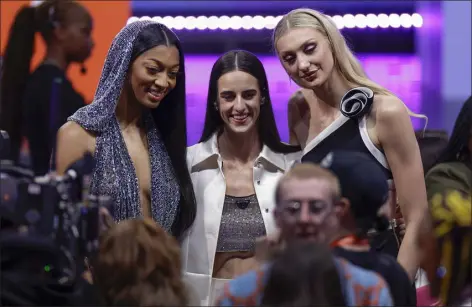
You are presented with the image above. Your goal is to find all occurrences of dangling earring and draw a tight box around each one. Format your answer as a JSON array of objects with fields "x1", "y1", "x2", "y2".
[
  {"x1": 261, "y1": 97, "x2": 266, "y2": 105},
  {"x1": 214, "y1": 101, "x2": 219, "y2": 111}
]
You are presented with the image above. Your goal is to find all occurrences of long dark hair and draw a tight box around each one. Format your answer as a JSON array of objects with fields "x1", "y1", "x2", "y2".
[
  {"x1": 436, "y1": 96, "x2": 472, "y2": 166},
  {"x1": 199, "y1": 50, "x2": 300, "y2": 154},
  {"x1": 130, "y1": 24, "x2": 196, "y2": 237},
  {"x1": 261, "y1": 241, "x2": 346, "y2": 306},
  {"x1": 0, "y1": 0, "x2": 83, "y2": 162}
]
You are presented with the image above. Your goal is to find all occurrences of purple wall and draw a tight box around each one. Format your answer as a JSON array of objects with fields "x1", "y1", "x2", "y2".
[
  {"x1": 131, "y1": 1, "x2": 416, "y2": 16},
  {"x1": 185, "y1": 54, "x2": 422, "y2": 146}
]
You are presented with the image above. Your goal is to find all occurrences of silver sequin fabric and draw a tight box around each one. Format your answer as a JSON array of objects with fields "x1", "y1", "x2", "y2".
[
  {"x1": 68, "y1": 21, "x2": 180, "y2": 232},
  {"x1": 216, "y1": 194, "x2": 266, "y2": 252}
]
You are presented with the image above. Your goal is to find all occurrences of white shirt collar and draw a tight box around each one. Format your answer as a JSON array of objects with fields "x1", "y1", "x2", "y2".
[{"x1": 191, "y1": 133, "x2": 287, "y2": 171}]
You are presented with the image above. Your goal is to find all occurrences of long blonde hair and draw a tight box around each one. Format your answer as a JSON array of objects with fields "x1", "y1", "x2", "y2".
[{"x1": 273, "y1": 8, "x2": 427, "y2": 123}]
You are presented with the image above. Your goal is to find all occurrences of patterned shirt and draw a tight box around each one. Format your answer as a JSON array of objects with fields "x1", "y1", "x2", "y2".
[{"x1": 215, "y1": 258, "x2": 393, "y2": 306}]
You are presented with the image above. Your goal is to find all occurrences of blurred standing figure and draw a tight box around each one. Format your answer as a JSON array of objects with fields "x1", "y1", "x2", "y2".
[
  {"x1": 415, "y1": 130, "x2": 449, "y2": 174},
  {"x1": 0, "y1": 0, "x2": 94, "y2": 175},
  {"x1": 182, "y1": 50, "x2": 300, "y2": 305},
  {"x1": 0, "y1": 56, "x2": 3, "y2": 105},
  {"x1": 423, "y1": 96, "x2": 472, "y2": 306},
  {"x1": 272, "y1": 8, "x2": 429, "y2": 280}
]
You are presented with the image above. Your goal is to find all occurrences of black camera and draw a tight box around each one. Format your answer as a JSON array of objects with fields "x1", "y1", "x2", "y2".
[{"x1": 0, "y1": 130, "x2": 113, "y2": 284}]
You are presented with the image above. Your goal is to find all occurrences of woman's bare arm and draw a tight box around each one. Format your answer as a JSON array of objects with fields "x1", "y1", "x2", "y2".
[
  {"x1": 375, "y1": 96, "x2": 430, "y2": 280},
  {"x1": 55, "y1": 121, "x2": 93, "y2": 175}
]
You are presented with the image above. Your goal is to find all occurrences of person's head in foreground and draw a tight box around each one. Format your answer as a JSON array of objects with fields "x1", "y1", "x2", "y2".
[
  {"x1": 274, "y1": 163, "x2": 342, "y2": 244},
  {"x1": 274, "y1": 151, "x2": 390, "y2": 244},
  {"x1": 262, "y1": 241, "x2": 346, "y2": 306},
  {"x1": 93, "y1": 218, "x2": 188, "y2": 306},
  {"x1": 216, "y1": 230, "x2": 393, "y2": 306}
]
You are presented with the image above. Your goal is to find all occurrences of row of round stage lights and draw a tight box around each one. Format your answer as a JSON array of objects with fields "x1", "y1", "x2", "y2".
[{"x1": 127, "y1": 13, "x2": 423, "y2": 30}]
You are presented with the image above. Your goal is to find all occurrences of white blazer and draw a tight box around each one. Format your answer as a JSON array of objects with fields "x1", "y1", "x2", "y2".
[{"x1": 181, "y1": 133, "x2": 301, "y2": 306}]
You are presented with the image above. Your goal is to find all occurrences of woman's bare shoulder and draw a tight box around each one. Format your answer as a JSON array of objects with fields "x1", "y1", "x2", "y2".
[
  {"x1": 57, "y1": 121, "x2": 96, "y2": 156},
  {"x1": 368, "y1": 94, "x2": 409, "y2": 127},
  {"x1": 56, "y1": 121, "x2": 96, "y2": 174},
  {"x1": 372, "y1": 94, "x2": 408, "y2": 117},
  {"x1": 58, "y1": 121, "x2": 95, "y2": 141}
]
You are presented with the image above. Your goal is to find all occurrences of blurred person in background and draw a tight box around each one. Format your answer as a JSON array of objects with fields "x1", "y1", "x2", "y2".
[
  {"x1": 421, "y1": 96, "x2": 472, "y2": 306},
  {"x1": 93, "y1": 218, "x2": 190, "y2": 306},
  {"x1": 409, "y1": 129, "x2": 449, "y2": 295},
  {"x1": 55, "y1": 21, "x2": 196, "y2": 239},
  {"x1": 216, "y1": 163, "x2": 393, "y2": 306},
  {"x1": 426, "y1": 96, "x2": 471, "y2": 196},
  {"x1": 319, "y1": 151, "x2": 416, "y2": 306},
  {"x1": 0, "y1": 0, "x2": 93, "y2": 175},
  {"x1": 415, "y1": 130, "x2": 450, "y2": 175},
  {"x1": 0, "y1": 56, "x2": 3, "y2": 107},
  {"x1": 421, "y1": 190, "x2": 471, "y2": 307},
  {"x1": 182, "y1": 50, "x2": 301, "y2": 306},
  {"x1": 273, "y1": 8, "x2": 429, "y2": 280}
]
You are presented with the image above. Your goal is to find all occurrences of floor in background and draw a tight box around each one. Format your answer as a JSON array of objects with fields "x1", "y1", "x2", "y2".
[{"x1": 184, "y1": 54, "x2": 422, "y2": 146}]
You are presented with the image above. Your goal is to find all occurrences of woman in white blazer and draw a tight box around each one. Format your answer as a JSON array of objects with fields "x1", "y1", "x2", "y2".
[{"x1": 181, "y1": 50, "x2": 301, "y2": 305}]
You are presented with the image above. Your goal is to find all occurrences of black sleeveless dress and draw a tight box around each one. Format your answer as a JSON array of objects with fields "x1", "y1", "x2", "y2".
[{"x1": 301, "y1": 114, "x2": 400, "y2": 258}]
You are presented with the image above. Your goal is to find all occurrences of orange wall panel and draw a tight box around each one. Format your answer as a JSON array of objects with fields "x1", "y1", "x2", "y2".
[{"x1": 1, "y1": 1, "x2": 30, "y2": 53}]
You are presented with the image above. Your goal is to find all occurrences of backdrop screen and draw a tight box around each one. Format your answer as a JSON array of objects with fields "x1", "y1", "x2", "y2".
[{"x1": 185, "y1": 54, "x2": 422, "y2": 146}]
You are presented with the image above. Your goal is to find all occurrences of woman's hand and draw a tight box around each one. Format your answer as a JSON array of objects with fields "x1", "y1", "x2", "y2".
[
  {"x1": 395, "y1": 206, "x2": 406, "y2": 241},
  {"x1": 397, "y1": 218, "x2": 406, "y2": 238}
]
